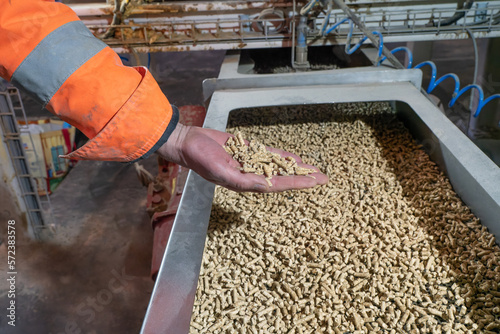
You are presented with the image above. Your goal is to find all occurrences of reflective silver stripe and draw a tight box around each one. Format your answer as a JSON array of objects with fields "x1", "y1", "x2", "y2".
[{"x1": 11, "y1": 20, "x2": 107, "y2": 106}]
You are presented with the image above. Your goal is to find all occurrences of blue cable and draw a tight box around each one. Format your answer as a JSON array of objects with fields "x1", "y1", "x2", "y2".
[
  {"x1": 479, "y1": 94, "x2": 500, "y2": 118},
  {"x1": 377, "y1": 47, "x2": 413, "y2": 68},
  {"x1": 371, "y1": 31, "x2": 384, "y2": 59},
  {"x1": 324, "y1": 16, "x2": 499, "y2": 118},
  {"x1": 345, "y1": 21, "x2": 369, "y2": 54},
  {"x1": 452, "y1": 86, "x2": 500, "y2": 117},
  {"x1": 414, "y1": 61, "x2": 461, "y2": 96},
  {"x1": 320, "y1": 11, "x2": 332, "y2": 36},
  {"x1": 324, "y1": 17, "x2": 350, "y2": 36},
  {"x1": 450, "y1": 84, "x2": 484, "y2": 114},
  {"x1": 413, "y1": 61, "x2": 500, "y2": 117},
  {"x1": 325, "y1": 19, "x2": 383, "y2": 58}
]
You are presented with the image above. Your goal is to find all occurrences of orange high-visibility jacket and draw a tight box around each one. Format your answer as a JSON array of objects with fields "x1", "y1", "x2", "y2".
[{"x1": 0, "y1": 0, "x2": 178, "y2": 162}]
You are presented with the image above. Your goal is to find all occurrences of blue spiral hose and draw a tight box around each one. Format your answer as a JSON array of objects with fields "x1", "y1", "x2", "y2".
[{"x1": 324, "y1": 17, "x2": 500, "y2": 118}]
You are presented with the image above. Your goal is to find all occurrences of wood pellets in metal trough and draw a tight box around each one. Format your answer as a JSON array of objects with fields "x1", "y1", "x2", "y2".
[
  {"x1": 141, "y1": 65, "x2": 500, "y2": 334},
  {"x1": 190, "y1": 103, "x2": 500, "y2": 333}
]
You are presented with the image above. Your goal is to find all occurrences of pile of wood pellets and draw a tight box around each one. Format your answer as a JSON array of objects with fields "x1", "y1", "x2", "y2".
[
  {"x1": 190, "y1": 102, "x2": 500, "y2": 333},
  {"x1": 224, "y1": 132, "x2": 316, "y2": 186}
]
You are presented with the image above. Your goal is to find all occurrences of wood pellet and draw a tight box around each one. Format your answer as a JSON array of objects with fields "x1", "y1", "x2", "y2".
[
  {"x1": 224, "y1": 132, "x2": 316, "y2": 186},
  {"x1": 190, "y1": 102, "x2": 500, "y2": 333}
]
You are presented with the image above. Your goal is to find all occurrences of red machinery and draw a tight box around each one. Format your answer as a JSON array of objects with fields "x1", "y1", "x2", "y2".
[{"x1": 145, "y1": 105, "x2": 207, "y2": 279}]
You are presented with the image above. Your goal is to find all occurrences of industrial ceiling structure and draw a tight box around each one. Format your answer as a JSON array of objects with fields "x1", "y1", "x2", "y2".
[{"x1": 71, "y1": 0, "x2": 500, "y2": 53}]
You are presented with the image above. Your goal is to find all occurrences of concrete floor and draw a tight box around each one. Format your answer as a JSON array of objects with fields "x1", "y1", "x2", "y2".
[
  {"x1": 0, "y1": 160, "x2": 156, "y2": 334},
  {"x1": 0, "y1": 39, "x2": 498, "y2": 333}
]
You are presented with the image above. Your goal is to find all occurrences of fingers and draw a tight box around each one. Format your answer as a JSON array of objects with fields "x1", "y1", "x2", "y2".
[
  {"x1": 212, "y1": 153, "x2": 328, "y2": 193},
  {"x1": 207, "y1": 152, "x2": 328, "y2": 193},
  {"x1": 214, "y1": 172, "x2": 328, "y2": 193},
  {"x1": 210, "y1": 164, "x2": 270, "y2": 193},
  {"x1": 262, "y1": 173, "x2": 329, "y2": 192},
  {"x1": 199, "y1": 128, "x2": 304, "y2": 164},
  {"x1": 297, "y1": 161, "x2": 321, "y2": 172},
  {"x1": 265, "y1": 146, "x2": 303, "y2": 163},
  {"x1": 213, "y1": 166, "x2": 329, "y2": 193}
]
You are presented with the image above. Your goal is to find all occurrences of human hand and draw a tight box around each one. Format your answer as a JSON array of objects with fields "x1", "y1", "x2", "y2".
[{"x1": 156, "y1": 124, "x2": 329, "y2": 192}]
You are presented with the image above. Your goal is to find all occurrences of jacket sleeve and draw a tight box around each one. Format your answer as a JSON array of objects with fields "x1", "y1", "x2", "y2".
[{"x1": 0, "y1": 0, "x2": 178, "y2": 162}]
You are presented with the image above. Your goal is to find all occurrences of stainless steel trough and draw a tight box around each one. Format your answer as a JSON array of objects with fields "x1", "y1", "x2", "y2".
[{"x1": 140, "y1": 54, "x2": 500, "y2": 334}]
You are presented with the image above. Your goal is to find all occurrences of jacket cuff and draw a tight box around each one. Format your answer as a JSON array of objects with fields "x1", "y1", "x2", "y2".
[
  {"x1": 61, "y1": 67, "x2": 174, "y2": 162},
  {"x1": 130, "y1": 105, "x2": 179, "y2": 162}
]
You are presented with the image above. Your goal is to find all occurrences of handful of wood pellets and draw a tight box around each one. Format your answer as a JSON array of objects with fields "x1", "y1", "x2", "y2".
[{"x1": 224, "y1": 132, "x2": 316, "y2": 186}]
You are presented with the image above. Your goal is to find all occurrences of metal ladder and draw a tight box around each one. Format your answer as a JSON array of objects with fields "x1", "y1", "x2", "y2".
[{"x1": 0, "y1": 87, "x2": 55, "y2": 239}]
